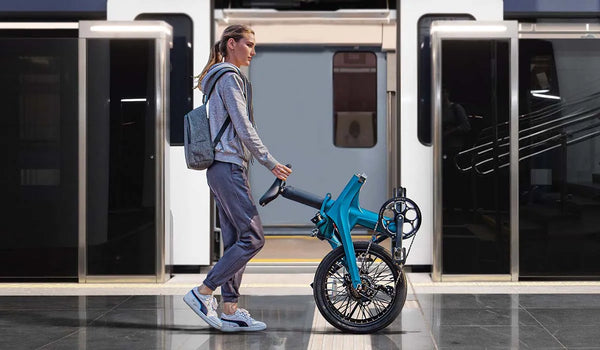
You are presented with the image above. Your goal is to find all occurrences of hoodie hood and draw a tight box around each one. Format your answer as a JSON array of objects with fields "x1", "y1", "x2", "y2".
[{"x1": 200, "y1": 62, "x2": 241, "y2": 95}]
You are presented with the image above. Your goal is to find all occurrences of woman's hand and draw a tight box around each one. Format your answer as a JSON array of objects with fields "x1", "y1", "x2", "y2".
[{"x1": 271, "y1": 164, "x2": 292, "y2": 181}]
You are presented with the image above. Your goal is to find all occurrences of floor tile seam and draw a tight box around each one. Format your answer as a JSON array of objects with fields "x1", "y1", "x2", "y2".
[
  {"x1": 7, "y1": 296, "x2": 136, "y2": 350},
  {"x1": 34, "y1": 328, "x2": 82, "y2": 350},
  {"x1": 520, "y1": 306, "x2": 568, "y2": 349},
  {"x1": 87, "y1": 295, "x2": 134, "y2": 326},
  {"x1": 34, "y1": 299, "x2": 105, "y2": 350},
  {"x1": 417, "y1": 306, "x2": 524, "y2": 310},
  {"x1": 459, "y1": 324, "x2": 565, "y2": 350},
  {"x1": 408, "y1": 275, "x2": 440, "y2": 350}
]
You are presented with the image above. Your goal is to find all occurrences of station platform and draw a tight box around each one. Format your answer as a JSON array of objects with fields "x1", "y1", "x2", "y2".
[{"x1": 2, "y1": 273, "x2": 600, "y2": 349}]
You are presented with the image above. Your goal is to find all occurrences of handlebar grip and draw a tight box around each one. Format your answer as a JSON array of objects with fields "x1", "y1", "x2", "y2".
[{"x1": 281, "y1": 186, "x2": 324, "y2": 210}]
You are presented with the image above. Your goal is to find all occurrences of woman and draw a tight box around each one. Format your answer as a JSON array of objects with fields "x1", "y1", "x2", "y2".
[{"x1": 183, "y1": 24, "x2": 292, "y2": 332}]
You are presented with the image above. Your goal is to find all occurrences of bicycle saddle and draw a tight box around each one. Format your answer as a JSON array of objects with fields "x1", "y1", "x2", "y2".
[
  {"x1": 259, "y1": 178, "x2": 284, "y2": 206},
  {"x1": 259, "y1": 164, "x2": 292, "y2": 207}
]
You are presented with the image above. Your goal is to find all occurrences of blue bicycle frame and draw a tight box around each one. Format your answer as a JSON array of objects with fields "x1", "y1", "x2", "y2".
[
  {"x1": 260, "y1": 170, "x2": 415, "y2": 290},
  {"x1": 310, "y1": 174, "x2": 402, "y2": 289}
]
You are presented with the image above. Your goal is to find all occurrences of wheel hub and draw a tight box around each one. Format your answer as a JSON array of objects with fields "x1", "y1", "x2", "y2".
[{"x1": 344, "y1": 274, "x2": 377, "y2": 301}]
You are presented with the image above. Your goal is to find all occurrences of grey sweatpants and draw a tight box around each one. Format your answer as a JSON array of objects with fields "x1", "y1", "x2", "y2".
[{"x1": 204, "y1": 161, "x2": 265, "y2": 303}]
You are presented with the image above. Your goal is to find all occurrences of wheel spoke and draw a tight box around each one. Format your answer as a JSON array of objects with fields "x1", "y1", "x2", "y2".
[
  {"x1": 369, "y1": 305, "x2": 380, "y2": 318},
  {"x1": 369, "y1": 262, "x2": 385, "y2": 279},
  {"x1": 370, "y1": 300, "x2": 386, "y2": 316},
  {"x1": 331, "y1": 268, "x2": 345, "y2": 281},
  {"x1": 341, "y1": 296, "x2": 352, "y2": 315},
  {"x1": 364, "y1": 253, "x2": 376, "y2": 271},
  {"x1": 371, "y1": 295, "x2": 392, "y2": 309},
  {"x1": 370, "y1": 265, "x2": 393, "y2": 281},
  {"x1": 371, "y1": 272, "x2": 394, "y2": 285},
  {"x1": 359, "y1": 303, "x2": 367, "y2": 320},
  {"x1": 348, "y1": 300, "x2": 360, "y2": 320}
]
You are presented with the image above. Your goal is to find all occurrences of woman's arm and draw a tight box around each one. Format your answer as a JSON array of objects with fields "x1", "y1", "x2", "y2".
[{"x1": 219, "y1": 72, "x2": 278, "y2": 170}]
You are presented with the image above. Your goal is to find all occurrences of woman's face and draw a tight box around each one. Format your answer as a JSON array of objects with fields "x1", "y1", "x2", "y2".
[{"x1": 227, "y1": 33, "x2": 256, "y2": 67}]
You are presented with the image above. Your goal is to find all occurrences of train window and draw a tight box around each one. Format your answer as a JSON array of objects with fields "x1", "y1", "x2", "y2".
[
  {"x1": 417, "y1": 14, "x2": 474, "y2": 146},
  {"x1": 136, "y1": 13, "x2": 193, "y2": 146},
  {"x1": 333, "y1": 51, "x2": 377, "y2": 148}
]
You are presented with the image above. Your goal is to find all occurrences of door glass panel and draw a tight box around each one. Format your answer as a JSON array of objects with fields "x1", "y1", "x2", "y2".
[
  {"x1": 441, "y1": 40, "x2": 511, "y2": 274},
  {"x1": 86, "y1": 39, "x2": 156, "y2": 275},
  {"x1": 0, "y1": 37, "x2": 78, "y2": 279},
  {"x1": 519, "y1": 39, "x2": 600, "y2": 278}
]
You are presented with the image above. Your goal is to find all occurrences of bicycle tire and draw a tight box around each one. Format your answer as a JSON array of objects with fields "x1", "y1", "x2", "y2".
[{"x1": 313, "y1": 241, "x2": 407, "y2": 333}]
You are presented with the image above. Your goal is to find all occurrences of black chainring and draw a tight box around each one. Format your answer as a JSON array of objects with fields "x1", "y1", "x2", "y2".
[{"x1": 377, "y1": 197, "x2": 422, "y2": 239}]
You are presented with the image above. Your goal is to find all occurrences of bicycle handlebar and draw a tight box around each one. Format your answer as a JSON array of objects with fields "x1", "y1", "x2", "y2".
[
  {"x1": 281, "y1": 186, "x2": 325, "y2": 210},
  {"x1": 259, "y1": 164, "x2": 325, "y2": 209}
]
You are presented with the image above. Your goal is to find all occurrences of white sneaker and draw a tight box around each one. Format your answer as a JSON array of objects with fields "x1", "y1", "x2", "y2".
[
  {"x1": 183, "y1": 288, "x2": 222, "y2": 329},
  {"x1": 220, "y1": 308, "x2": 267, "y2": 332}
]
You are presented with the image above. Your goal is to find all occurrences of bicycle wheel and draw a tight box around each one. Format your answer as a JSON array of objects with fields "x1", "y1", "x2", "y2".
[{"x1": 313, "y1": 241, "x2": 407, "y2": 333}]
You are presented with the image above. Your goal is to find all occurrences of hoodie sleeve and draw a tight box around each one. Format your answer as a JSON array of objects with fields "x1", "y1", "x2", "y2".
[{"x1": 218, "y1": 72, "x2": 279, "y2": 170}]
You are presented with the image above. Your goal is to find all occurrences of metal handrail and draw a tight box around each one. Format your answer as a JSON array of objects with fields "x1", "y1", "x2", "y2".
[{"x1": 453, "y1": 94, "x2": 600, "y2": 175}]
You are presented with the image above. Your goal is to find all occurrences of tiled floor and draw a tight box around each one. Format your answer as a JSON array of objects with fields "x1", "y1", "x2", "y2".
[{"x1": 2, "y1": 275, "x2": 600, "y2": 349}]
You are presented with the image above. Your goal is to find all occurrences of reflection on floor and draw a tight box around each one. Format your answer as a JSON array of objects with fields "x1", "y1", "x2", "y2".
[{"x1": 3, "y1": 287, "x2": 600, "y2": 348}]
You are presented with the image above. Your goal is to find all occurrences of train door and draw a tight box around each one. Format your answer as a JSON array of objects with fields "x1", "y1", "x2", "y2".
[
  {"x1": 431, "y1": 21, "x2": 519, "y2": 281},
  {"x1": 248, "y1": 48, "x2": 389, "y2": 230}
]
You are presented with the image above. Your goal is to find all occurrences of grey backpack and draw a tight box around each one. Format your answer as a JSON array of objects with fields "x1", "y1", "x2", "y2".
[{"x1": 183, "y1": 67, "x2": 239, "y2": 170}]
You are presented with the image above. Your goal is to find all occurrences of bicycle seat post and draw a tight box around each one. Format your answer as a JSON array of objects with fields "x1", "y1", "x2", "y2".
[{"x1": 394, "y1": 213, "x2": 404, "y2": 265}]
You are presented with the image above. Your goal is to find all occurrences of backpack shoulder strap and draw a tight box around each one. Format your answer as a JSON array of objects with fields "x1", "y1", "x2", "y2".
[
  {"x1": 202, "y1": 66, "x2": 241, "y2": 104},
  {"x1": 212, "y1": 118, "x2": 231, "y2": 147},
  {"x1": 204, "y1": 65, "x2": 243, "y2": 146}
]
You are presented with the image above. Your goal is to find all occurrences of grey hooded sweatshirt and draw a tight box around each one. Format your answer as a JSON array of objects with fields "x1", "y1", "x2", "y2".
[{"x1": 201, "y1": 62, "x2": 279, "y2": 170}]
